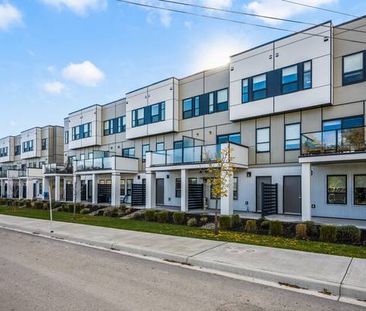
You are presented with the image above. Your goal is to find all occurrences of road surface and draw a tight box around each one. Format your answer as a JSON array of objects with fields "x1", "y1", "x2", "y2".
[{"x1": 0, "y1": 229, "x2": 362, "y2": 311}]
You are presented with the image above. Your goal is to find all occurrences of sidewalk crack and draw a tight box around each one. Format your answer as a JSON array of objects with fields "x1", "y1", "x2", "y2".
[
  {"x1": 338, "y1": 257, "x2": 353, "y2": 301},
  {"x1": 187, "y1": 242, "x2": 228, "y2": 260}
]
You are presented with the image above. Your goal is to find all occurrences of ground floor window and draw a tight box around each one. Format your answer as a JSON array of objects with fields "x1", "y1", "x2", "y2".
[
  {"x1": 188, "y1": 178, "x2": 197, "y2": 184},
  {"x1": 233, "y1": 177, "x2": 238, "y2": 200},
  {"x1": 354, "y1": 175, "x2": 366, "y2": 205},
  {"x1": 327, "y1": 175, "x2": 347, "y2": 204},
  {"x1": 175, "y1": 178, "x2": 181, "y2": 198},
  {"x1": 126, "y1": 179, "x2": 133, "y2": 196},
  {"x1": 120, "y1": 179, "x2": 126, "y2": 196}
]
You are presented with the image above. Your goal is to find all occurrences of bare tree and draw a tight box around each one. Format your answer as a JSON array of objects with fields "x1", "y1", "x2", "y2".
[{"x1": 205, "y1": 146, "x2": 235, "y2": 235}]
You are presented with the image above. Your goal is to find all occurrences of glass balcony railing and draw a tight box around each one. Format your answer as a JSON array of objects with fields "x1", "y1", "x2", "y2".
[
  {"x1": 301, "y1": 126, "x2": 366, "y2": 156},
  {"x1": 74, "y1": 157, "x2": 113, "y2": 172},
  {"x1": 44, "y1": 164, "x2": 73, "y2": 174},
  {"x1": 150, "y1": 144, "x2": 222, "y2": 166}
]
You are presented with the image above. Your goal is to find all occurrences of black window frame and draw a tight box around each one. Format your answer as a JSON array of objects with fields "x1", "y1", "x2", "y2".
[
  {"x1": 41, "y1": 138, "x2": 47, "y2": 150},
  {"x1": 256, "y1": 127, "x2": 270, "y2": 153},
  {"x1": 342, "y1": 51, "x2": 366, "y2": 86},
  {"x1": 14, "y1": 145, "x2": 21, "y2": 156},
  {"x1": 132, "y1": 103, "x2": 165, "y2": 128},
  {"x1": 216, "y1": 88, "x2": 229, "y2": 112},
  {"x1": 64, "y1": 130, "x2": 69, "y2": 144},
  {"x1": 281, "y1": 64, "x2": 299, "y2": 94},
  {"x1": 175, "y1": 178, "x2": 181, "y2": 198},
  {"x1": 327, "y1": 175, "x2": 347, "y2": 205},
  {"x1": 120, "y1": 179, "x2": 126, "y2": 196},
  {"x1": 156, "y1": 142, "x2": 165, "y2": 151},
  {"x1": 233, "y1": 177, "x2": 238, "y2": 200},
  {"x1": 354, "y1": 174, "x2": 366, "y2": 206},
  {"x1": 122, "y1": 147, "x2": 135, "y2": 158},
  {"x1": 252, "y1": 73, "x2": 267, "y2": 101},
  {"x1": 142, "y1": 144, "x2": 150, "y2": 161},
  {"x1": 216, "y1": 133, "x2": 241, "y2": 145},
  {"x1": 284, "y1": 123, "x2": 301, "y2": 151}
]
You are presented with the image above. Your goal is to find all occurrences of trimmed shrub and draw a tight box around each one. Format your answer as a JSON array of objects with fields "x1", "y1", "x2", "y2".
[
  {"x1": 156, "y1": 210, "x2": 169, "y2": 223},
  {"x1": 187, "y1": 218, "x2": 198, "y2": 227},
  {"x1": 42, "y1": 202, "x2": 49, "y2": 210},
  {"x1": 33, "y1": 201, "x2": 44, "y2": 209},
  {"x1": 260, "y1": 220, "x2": 270, "y2": 230},
  {"x1": 80, "y1": 208, "x2": 90, "y2": 215},
  {"x1": 231, "y1": 215, "x2": 241, "y2": 228},
  {"x1": 269, "y1": 221, "x2": 283, "y2": 236},
  {"x1": 219, "y1": 215, "x2": 232, "y2": 230},
  {"x1": 244, "y1": 220, "x2": 257, "y2": 234},
  {"x1": 200, "y1": 216, "x2": 208, "y2": 225},
  {"x1": 336, "y1": 226, "x2": 361, "y2": 244},
  {"x1": 295, "y1": 224, "x2": 307, "y2": 240},
  {"x1": 103, "y1": 208, "x2": 119, "y2": 217},
  {"x1": 319, "y1": 225, "x2": 337, "y2": 243},
  {"x1": 303, "y1": 221, "x2": 318, "y2": 239},
  {"x1": 23, "y1": 200, "x2": 32, "y2": 208},
  {"x1": 144, "y1": 209, "x2": 156, "y2": 222},
  {"x1": 172, "y1": 212, "x2": 185, "y2": 225}
]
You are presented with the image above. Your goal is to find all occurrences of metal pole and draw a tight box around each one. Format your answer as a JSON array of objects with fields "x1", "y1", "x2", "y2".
[{"x1": 49, "y1": 178, "x2": 53, "y2": 233}]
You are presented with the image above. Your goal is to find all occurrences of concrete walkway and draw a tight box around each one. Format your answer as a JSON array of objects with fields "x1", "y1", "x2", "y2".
[{"x1": 0, "y1": 214, "x2": 365, "y2": 305}]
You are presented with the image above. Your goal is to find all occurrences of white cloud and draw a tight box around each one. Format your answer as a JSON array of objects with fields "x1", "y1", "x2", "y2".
[
  {"x1": 201, "y1": 0, "x2": 232, "y2": 10},
  {"x1": 0, "y1": 3, "x2": 22, "y2": 31},
  {"x1": 62, "y1": 61, "x2": 105, "y2": 87},
  {"x1": 43, "y1": 81, "x2": 65, "y2": 94},
  {"x1": 246, "y1": 0, "x2": 337, "y2": 24},
  {"x1": 40, "y1": 0, "x2": 107, "y2": 15}
]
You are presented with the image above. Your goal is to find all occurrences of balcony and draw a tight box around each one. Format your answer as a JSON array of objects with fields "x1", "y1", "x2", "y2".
[
  {"x1": 43, "y1": 163, "x2": 73, "y2": 175},
  {"x1": 147, "y1": 143, "x2": 248, "y2": 170},
  {"x1": 300, "y1": 126, "x2": 366, "y2": 163},
  {"x1": 74, "y1": 155, "x2": 139, "y2": 173}
]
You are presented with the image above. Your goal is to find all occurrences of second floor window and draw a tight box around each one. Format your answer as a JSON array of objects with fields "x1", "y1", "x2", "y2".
[
  {"x1": 156, "y1": 142, "x2": 165, "y2": 151},
  {"x1": 256, "y1": 127, "x2": 270, "y2": 153},
  {"x1": 0, "y1": 147, "x2": 8, "y2": 157},
  {"x1": 132, "y1": 102, "x2": 165, "y2": 127},
  {"x1": 216, "y1": 89, "x2": 228, "y2": 112},
  {"x1": 64, "y1": 131, "x2": 69, "y2": 144},
  {"x1": 72, "y1": 123, "x2": 92, "y2": 141},
  {"x1": 282, "y1": 65, "x2": 298, "y2": 94},
  {"x1": 217, "y1": 133, "x2": 241, "y2": 145},
  {"x1": 23, "y1": 140, "x2": 34, "y2": 152},
  {"x1": 285, "y1": 123, "x2": 300, "y2": 150},
  {"x1": 122, "y1": 147, "x2": 135, "y2": 158},
  {"x1": 343, "y1": 51, "x2": 364, "y2": 85},
  {"x1": 104, "y1": 116, "x2": 126, "y2": 136},
  {"x1": 14, "y1": 145, "x2": 21, "y2": 156},
  {"x1": 252, "y1": 74, "x2": 267, "y2": 100},
  {"x1": 41, "y1": 138, "x2": 47, "y2": 150},
  {"x1": 142, "y1": 144, "x2": 150, "y2": 161}
]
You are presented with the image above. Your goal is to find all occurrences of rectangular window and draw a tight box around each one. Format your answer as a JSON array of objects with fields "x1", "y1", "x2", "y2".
[
  {"x1": 354, "y1": 175, "x2": 366, "y2": 205},
  {"x1": 303, "y1": 61, "x2": 312, "y2": 89},
  {"x1": 151, "y1": 104, "x2": 160, "y2": 123},
  {"x1": 120, "y1": 179, "x2": 126, "y2": 196},
  {"x1": 194, "y1": 96, "x2": 200, "y2": 117},
  {"x1": 208, "y1": 92, "x2": 214, "y2": 113},
  {"x1": 256, "y1": 128, "x2": 270, "y2": 152},
  {"x1": 64, "y1": 131, "x2": 69, "y2": 144},
  {"x1": 142, "y1": 144, "x2": 150, "y2": 161},
  {"x1": 121, "y1": 116, "x2": 126, "y2": 132},
  {"x1": 175, "y1": 178, "x2": 181, "y2": 198},
  {"x1": 216, "y1": 89, "x2": 228, "y2": 112},
  {"x1": 343, "y1": 52, "x2": 364, "y2": 85},
  {"x1": 327, "y1": 175, "x2": 347, "y2": 204},
  {"x1": 104, "y1": 120, "x2": 112, "y2": 136},
  {"x1": 14, "y1": 145, "x2": 21, "y2": 156},
  {"x1": 285, "y1": 123, "x2": 300, "y2": 150},
  {"x1": 252, "y1": 74, "x2": 266, "y2": 100},
  {"x1": 183, "y1": 98, "x2": 193, "y2": 119},
  {"x1": 126, "y1": 179, "x2": 133, "y2": 196},
  {"x1": 242, "y1": 78, "x2": 249, "y2": 103},
  {"x1": 23, "y1": 140, "x2": 34, "y2": 152},
  {"x1": 156, "y1": 142, "x2": 165, "y2": 151},
  {"x1": 282, "y1": 65, "x2": 298, "y2": 94},
  {"x1": 82, "y1": 123, "x2": 91, "y2": 138},
  {"x1": 41, "y1": 138, "x2": 47, "y2": 150},
  {"x1": 233, "y1": 177, "x2": 238, "y2": 200},
  {"x1": 189, "y1": 178, "x2": 197, "y2": 185},
  {"x1": 132, "y1": 108, "x2": 145, "y2": 127},
  {"x1": 122, "y1": 147, "x2": 135, "y2": 158},
  {"x1": 217, "y1": 133, "x2": 241, "y2": 145}
]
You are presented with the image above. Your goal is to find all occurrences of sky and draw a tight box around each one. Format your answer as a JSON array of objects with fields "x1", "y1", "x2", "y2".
[{"x1": 0, "y1": 0, "x2": 365, "y2": 136}]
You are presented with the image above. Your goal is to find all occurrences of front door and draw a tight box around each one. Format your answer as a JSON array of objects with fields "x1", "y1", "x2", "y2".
[
  {"x1": 283, "y1": 176, "x2": 301, "y2": 214},
  {"x1": 256, "y1": 176, "x2": 272, "y2": 212},
  {"x1": 156, "y1": 179, "x2": 164, "y2": 205}
]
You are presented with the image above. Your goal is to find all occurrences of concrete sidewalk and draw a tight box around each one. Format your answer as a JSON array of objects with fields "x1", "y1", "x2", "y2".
[{"x1": 0, "y1": 214, "x2": 365, "y2": 304}]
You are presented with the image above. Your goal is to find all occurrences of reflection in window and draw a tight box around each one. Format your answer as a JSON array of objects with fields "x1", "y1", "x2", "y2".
[
  {"x1": 285, "y1": 123, "x2": 300, "y2": 150},
  {"x1": 327, "y1": 175, "x2": 347, "y2": 204},
  {"x1": 354, "y1": 175, "x2": 366, "y2": 205},
  {"x1": 252, "y1": 74, "x2": 266, "y2": 100},
  {"x1": 282, "y1": 65, "x2": 298, "y2": 94},
  {"x1": 256, "y1": 128, "x2": 270, "y2": 152},
  {"x1": 343, "y1": 52, "x2": 364, "y2": 85}
]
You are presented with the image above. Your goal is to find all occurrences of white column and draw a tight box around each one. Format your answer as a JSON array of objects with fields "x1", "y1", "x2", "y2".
[
  {"x1": 181, "y1": 169, "x2": 189, "y2": 212},
  {"x1": 55, "y1": 176, "x2": 61, "y2": 202},
  {"x1": 26, "y1": 179, "x2": 33, "y2": 200},
  {"x1": 111, "y1": 173, "x2": 121, "y2": 207},
  {"x1": 220, "y1": 171, "x2": 233, "y2": 215},
  {"x1": 92, "y1": 174, "x2": 98, "y2": 204},
  {"x1": 301, "y1": 163, "x2": 312, "y2": 221},
  {"x1": 146, "y1": 172, "x2": 156, "y2": 209},
  {"x1": 73, "y1": 175, "x2": 81, "y2": 203},
  {"x1": 7, "y1": 179, "x2": 13, "y2": 198}
]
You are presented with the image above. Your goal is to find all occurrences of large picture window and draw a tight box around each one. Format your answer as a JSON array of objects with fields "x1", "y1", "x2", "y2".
[
  {"x1": 327, "y1": 175, "x2": 347, "y2": 204},
  {"x1": 343, "y1": 52, "x2": 364, "y2": 85},
  {"x1": 354, "y1": 175, "x2": 366, "y2": 205},
  {"x1": 256, "y1": 127, "x2": 270, "y2": 152},
  {"x1": 216, "y1": 89, "x2": 228, "y2": 112}
]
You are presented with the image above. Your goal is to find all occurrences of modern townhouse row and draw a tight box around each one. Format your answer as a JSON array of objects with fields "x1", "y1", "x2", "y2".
[{"x1": 1, "y1": 16, "x2": 366, "y2": 224}]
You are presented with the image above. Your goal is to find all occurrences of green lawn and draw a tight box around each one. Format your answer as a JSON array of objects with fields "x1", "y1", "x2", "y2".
[{"x1": 0, "y1": 206, "x2": 365, "y2": 259}]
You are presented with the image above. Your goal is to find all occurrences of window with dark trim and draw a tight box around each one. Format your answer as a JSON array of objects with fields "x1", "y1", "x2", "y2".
[
  {"x1": 327, "y1": 175, "x2": 347, "y2": 204},
  {"x1": 14, "y1": 145, "x2": 21, "y2": 156},
  {"x1": 256, "y1": 128, "x2": 270, "y2": 153},
  {"x1": 303, "y1": 61, "x2": 312, "y2": 89},
  {"x1": 282, "y1": 65, "x2": 298, "y2": 94},
  {"x1": 285, "y1": 123, "x2": 300, "y2": 150},
  {"x1": 72, "y1": 123, "x2": 91, "y2": 141},
  {"x1": 22, "y1": 140, "x2": 34, "y2": 152},
  {"x1": 182, "y1": 88, "x2": 228, "y2": 119},
  {"x1": 189, "y1": 178, "x2": 197, "y2": 184},
  {"x1": 242, "y1": 79, "x2": 249, "y2": 103},
  {"x1": 103, "y1": 116, "x2": 126, "y2": 136},
  {"x1": 0, "y1": 147, "x2": 8, "y2": 157},
  {"x1": 233, "y1": 177, "x2": 238, "y2": 200},
  {"x1": 41, "y1": 138, "x2": 47, "y2": 150},
  {"x1": 354, "y1": 175, "x2": 366, "y2": 205},
  {"x1": 252, "y1": 74, "x2": 267, "y2": 100},
  {"x1": 142, "y1": 144, "x2": 150, "y2": 161},
  {"x1": 175, "y1": 178, "x2": 181, "y2": 198},
  {"x1": 156, "y1": 142, "x2": 165, "y2": 151},
  {"x1": 343, "y1": 51, "x2": 365, "y2": 85},
  {"x1": 217, "y1": 133, "x2": 241, "y2": 145},
  {"x1": 132, "y1": 103, "x2": 165, "y2": 127},
  {"x1": 122, "y1": 147, "x2": 135, "y2": 158},
  {"x1": 120, "y1": 179, "x2": 126, "y2": 196},
  {"x1": 126, "y1": 179, "x2": 133, "y2": 196}
]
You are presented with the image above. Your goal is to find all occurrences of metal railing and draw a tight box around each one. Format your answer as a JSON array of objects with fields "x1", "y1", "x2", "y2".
[
  {"x1": 44, "y1": 164, "x2": 73, "y2": 174},
  {"x1": 301, "y1": 126, "x2": 366, "y2": 156},
  {"x1": 74, "y1": 157, "x2": 113, "y2": 172}
]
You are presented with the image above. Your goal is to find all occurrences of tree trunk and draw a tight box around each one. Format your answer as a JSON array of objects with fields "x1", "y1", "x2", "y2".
[{"x1": 214, "y1": 199, "x2": 219, "y2": 235}]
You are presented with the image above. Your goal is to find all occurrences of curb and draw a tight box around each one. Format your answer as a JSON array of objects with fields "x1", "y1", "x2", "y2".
[{"x1": 1, "y1": 222, "x2": 365, "y2": 306}]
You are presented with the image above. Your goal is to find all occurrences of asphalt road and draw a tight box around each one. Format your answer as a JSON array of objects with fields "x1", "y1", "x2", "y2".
[{"x1": 0, "y1": 229, "x2": 363, "y2": 311}]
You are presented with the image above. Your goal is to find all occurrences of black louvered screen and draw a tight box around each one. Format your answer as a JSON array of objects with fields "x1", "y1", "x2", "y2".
[
  {"x1": 98, "y1": 184, "x2": 111, "y2": 203},
  {"x1": 261, "y1": 183, "x2": 278, "y2": 216},
  {"x1": 66, "y1": 184, "x2": 73, "y2": 201},
  {"x1": 188, "y1": 184, "x2": 203, "y2": 210},
  {"x1": 80, "y1": 182, "x2": 86, "y2": 201},
  {"x1": 22, "y1": 185, "x2": 26, "y2": 198},
  {"x1": 131, "y1": 184, "x2": 146, "y2": 206}
]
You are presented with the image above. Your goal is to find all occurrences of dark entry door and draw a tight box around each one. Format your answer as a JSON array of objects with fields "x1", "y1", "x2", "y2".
[
  {"x1": 283, "y1": 176, "x2": 301, "y2": 214},
  {"x1": 256, "y1": 176, "x2": 272, "y2": 212},
  {"x1": 87, "y1": 180, "x2": 92, "y2": 202},
  {"x1": 156, "y1": 179, "x2": 164, "y2": 205}
]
